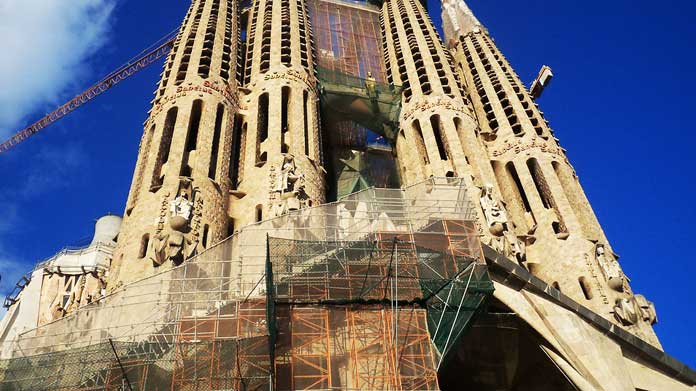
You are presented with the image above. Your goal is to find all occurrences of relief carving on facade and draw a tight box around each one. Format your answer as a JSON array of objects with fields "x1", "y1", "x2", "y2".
[
  {"x1": 490, "y1": 138, "x2": 565, "y2": 159},
  {"x1": 595, "y1": 243, "x2": 625, "y2": 292},
  {"x1": 480, "y1": 184, "x2": 529, "y2": 265},
  {"x1": 613, "y1": 294, "x2": 657, "y2": 326},
  {"x1": 269, "y1": 154, "x2": 311, "y2": 218},
  {"x1": 151, "y1": 180, "x2": 200, "y2": 266}
]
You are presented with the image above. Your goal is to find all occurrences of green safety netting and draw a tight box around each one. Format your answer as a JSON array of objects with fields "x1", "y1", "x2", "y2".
[
  {"x1": 0, "y1": 338, "x2": 270, "y2": 391},
  {"x1": 266, "y1": 219, "x2": 495, "y2": 365},
  {"x1": 317, "y1": 65, "x2": 403, "y2": 140},
  {"x1": 333, "y1": 146, "x2": 399, "y2": 199}
]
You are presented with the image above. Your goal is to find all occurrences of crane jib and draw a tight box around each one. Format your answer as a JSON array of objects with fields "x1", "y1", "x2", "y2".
[{"x1": 0, "y1": 39, "x2": 175, "y2": 154}]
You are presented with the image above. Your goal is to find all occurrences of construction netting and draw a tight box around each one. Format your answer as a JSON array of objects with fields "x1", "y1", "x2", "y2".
[
  {"x1": 0, "y1": 338, "x2": 269, "y2": 391},
  {"x1": 0, "y1": 178, "x2": 492, "y2": 391},
  {"x1": 317, "y1": 65, "x2": 403, "y2": 142},
  {"x1": 267, "y1": 219, "x2": 493, "y2": 365},
  {"x1": 308, "y1": 0, "x2": 404, "y2": 199},
  {"x1": 308, "y1": 0, "x2": 385, "y2": 81}
]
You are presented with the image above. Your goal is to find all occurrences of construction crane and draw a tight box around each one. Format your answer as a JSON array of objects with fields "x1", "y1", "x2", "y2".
[{"x1": 0, "y1": 31, "x2": 179, "y2": 154}]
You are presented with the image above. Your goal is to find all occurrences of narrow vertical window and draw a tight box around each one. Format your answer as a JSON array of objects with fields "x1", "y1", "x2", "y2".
[
  {"x1": 506, "y1": 162, "x2": 532, "y2": 214},
  {"x1": 256, "y1": 204, "x2": 263, "y2": 222},
  {"x1": 229, "y1": 115, "x2": 243, "y2": 189},
  {"x1": 303, "y1": 90, "x2": 310, "y2": 157},
  {"x1": 202, "y1": 224, "x2": 210, "y2": 248},
  {"x1": 256, "y1": 93, "x2": 269, "y2": 165},
  {"x1": 579, "y1": 277, "x2": 593, "y2": 300},
  {"x1": 139, "y1": 234, "x2": 150, "y2": 259},
  {"x1": 151, "y1": 107, "x2": 178, "y2": 191},
  {"x1": 281, "y1": 86, "x2": 290, "y2": 153},
  {"x1": 413, "y1": 120, "x2": 429, "y2": 164},
  {"x1": 527, "y1": 158, "x2": 553, "y2": 209},
  {"x1": 527, "y1": 158, "x2": 568, "y2": 236},
  {"x1": 227, "y1": 218, "x2": 236, "y2": 237},
  {"x1": 181, "y1": 100, "x2": 203, "y2": 177},
  {"x1": 209, "y1": 104, "x2": 225, "y2": 181},
  {"x1": 430, "y1": 115, "x2": 448, "y2": 161}
]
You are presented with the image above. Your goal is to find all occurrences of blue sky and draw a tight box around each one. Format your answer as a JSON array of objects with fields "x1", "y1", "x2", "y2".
[{"x1": 0, "y1": 0, "x2": 695, "y2": 368}]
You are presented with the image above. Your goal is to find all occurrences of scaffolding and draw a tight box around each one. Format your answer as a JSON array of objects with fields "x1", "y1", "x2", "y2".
[
  {"x1": 0, "y1": 178, "x2": 492, "y2": 391},
  {"x1": 309, "y1": 0, "x2": 404, "y2": 200}
]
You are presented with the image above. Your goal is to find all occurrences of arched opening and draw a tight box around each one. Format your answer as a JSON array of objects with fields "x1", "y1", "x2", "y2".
[
  {"x1": 303, "y1": 90, "x2": 310, "y2": 157},
  {"x1": 579, "y1": 277, "x2": 593, "y2": 300},
  {"x1": 181, "y1": 99, "x2": 204, "y2": 177},
  {"x1": 202, "y1": 224, "x2": 210, "y2": 248},
  {"x1": 527, "y1": 158, "x2": 568, "y2": 236},
  {"x1": 256, "y1": 204, "x2": 263, "y2": 222},
  {"x1": 413, "y1": 120, "x2": 429, "y2": 164},
  {"x1": 151, "y1": 107, "x2": 178, "y2": 191},
  {"x1": 256, "y1": 93, "x2": 269, "y2": 165},
  {"x1": 430, "y1": 115, "x2": 448, "y2": 161},
  {"x1": 209, "y1": 104, "x2": 226, "y2": 181},
  {"x1": 281, "y1": 86, "x2": 290, "y2": 153},
  {"x1": 138, "y1": 234, "x2": 150, "y2": 259}
]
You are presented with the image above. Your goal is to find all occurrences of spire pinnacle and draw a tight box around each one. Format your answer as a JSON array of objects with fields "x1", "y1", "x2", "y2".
[{"x1": 441, "y1": 0, "x2": 484, "y2": 44}]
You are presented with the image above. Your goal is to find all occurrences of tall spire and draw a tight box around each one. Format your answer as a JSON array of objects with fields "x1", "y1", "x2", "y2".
[{"x1": 441, "y1": 0, "x2": 484, "y2": 44}]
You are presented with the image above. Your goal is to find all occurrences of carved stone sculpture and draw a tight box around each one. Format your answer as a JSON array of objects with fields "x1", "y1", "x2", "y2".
[
  {"x1": 365, "y1": 71, "x2": 377, "y2": 99},
  {"x1": 151, "y1": 185, "x2": 199, "y2": 266},
  {"x1": 170, "y1": 190, "x2": 194, "y2": 231},
  {"x1": 635, "y1": 294, "x2": 658, "y2": 325},
  {"x1": 613, "y1": 297, "x2": 640, "y2": 326},
  {"x1": 613, "y1": 294, "x2": 657, "y2": 326},
  {"x1": 480, "y1": 184, "x2": 508, "y2": 236},
  {"x1": 596, "y1": 244, "x2": 624, "y2": 292},
  {"x1": 504, "y1": 231, "x2": 526, "y2": 264},
  {"x1": 270, "y1": 154, "x2": 310, "y2": 218}
]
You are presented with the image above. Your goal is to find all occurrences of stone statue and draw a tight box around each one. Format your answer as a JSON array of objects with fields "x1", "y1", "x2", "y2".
[
  {"x1": 152, "y1": 231, "x2": 198, "y2": 266},
  {"x1": 504, "y1": 231, "x2": 527, "y2": 264},
  {"x1": 596, "y1": 244, "x2": 624, "y2": 292},
  {"x1": 270, "y1": 154, "x2": 310, "y2": 218},
  {"x1": 613, "y1": 297, "x2": 640, "y2": 326},
  {"x1": 151, "y1": 187, "x2": 199, "y2": 266},
  {"x1": 50, "y1": 302, "x2": 65, "y2": 321},
  {"x1": 634, "y1": 294, "x2": 658, "y2": 325},
  {"x1": 365, "y1": 71, "x2": 377, "y2": 99},
  {"x1": 480, "y1": 184, "x2": 508, "y2": 236},
  {"x1": 170, "y1": 190, "x2": 194, "y2": 230},
  {"x1": 273, "y1": 155, "x2": 303, "y2": 194}
]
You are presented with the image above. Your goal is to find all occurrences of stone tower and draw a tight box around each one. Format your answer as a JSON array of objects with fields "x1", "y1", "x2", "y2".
[
  {"x1": 232, "y1": 0, "x2": 325, "y2": 227},
  {"x1": 4, "y1": 0, "x2": 696, "y2": 389},
  {"x1": 109, "y1": 0, "x2": 241, "y2": 288},
  {"x1": 442, "y1": 0, "x2": 659, "y2": 344},
  {"x1": 380, "y1": 0, "x2": 504, "y2": 243}
]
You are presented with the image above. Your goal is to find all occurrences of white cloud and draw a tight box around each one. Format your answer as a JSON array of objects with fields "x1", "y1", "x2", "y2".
[{"x1": 0, "y1": 0, "x2": 117, "y2": 138}]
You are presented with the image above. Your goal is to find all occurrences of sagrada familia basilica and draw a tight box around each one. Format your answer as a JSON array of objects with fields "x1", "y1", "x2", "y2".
[{"x1": 0, "y1": 0, "x2": 692, "y2": 389}]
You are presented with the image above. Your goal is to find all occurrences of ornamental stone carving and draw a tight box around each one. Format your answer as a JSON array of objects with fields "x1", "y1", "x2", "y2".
[
  {"x1": 635, "y1": 294, "x2": 658, "y2": 325},
  {"x1": 480, "y1": 184, "x2": 508, "y2": 236},
  {"x1": 595, "y1": 244, "x2": 625, "y2": 292},
  {"x1": 613, "y1": 295, "x2": 658, "y2": 326},
  {"x1": 151, "y1": 180, "x2": 199, "y2": 266},
  {"x1": 270, "y1": 154, "x2": 311, "y2": 218}
]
